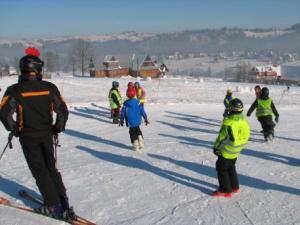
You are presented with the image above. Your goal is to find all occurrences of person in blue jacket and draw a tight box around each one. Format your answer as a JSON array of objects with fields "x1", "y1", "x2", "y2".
[{"x1": 120, "y1": 88, "x2": 149, "y2": 151}]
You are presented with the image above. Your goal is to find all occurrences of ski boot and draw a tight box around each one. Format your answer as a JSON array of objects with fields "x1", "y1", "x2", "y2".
[
  {"x1": 132, "y1": 140, "x2": 139, "y2": 151},
  {"x1": 113, "y1": 117, "x2": 119, "y2": 124},
  {"x1": 138, "y1": 135, "x2": 144, "y2": 149},
  {"x1": 212, "y1": 190, "x2": 232, "y2": 198},
  {"x1": 231, "y1": 188, "x2": 240, "y2": 194},
  {"x1": 60, "y1": 195, "x2": 77, "y2": 220},
  {"x1": 34, "y1": 203, "x2": 63, "y2": 219},
  {"x1": 266, "y1": 133, "x2": 274, "y2": 142}
]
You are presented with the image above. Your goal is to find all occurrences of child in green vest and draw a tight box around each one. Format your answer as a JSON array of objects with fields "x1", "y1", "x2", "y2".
[
  {"x1": 247, "y1": 87, "x2": 279, "y2": 141},
  {"x1": 213, "y1": 98, "x2": 250, "y2": 197},
  {"x1": 108, "y1": 81, "x2": 122, "y2": 124}
]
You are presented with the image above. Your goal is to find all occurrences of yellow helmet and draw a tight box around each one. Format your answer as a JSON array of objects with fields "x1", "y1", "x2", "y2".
[{"x1": 226, "y1": 89, "x2": 232, "y2": 95}]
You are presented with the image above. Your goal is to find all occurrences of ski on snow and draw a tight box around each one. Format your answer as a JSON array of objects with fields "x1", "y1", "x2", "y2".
[
  {"x1": 0, "y1": 193, "x2": 96, "y2": 225},
  {"x1": 18, "y1": 190, "x2": 96, "y2": 225}
]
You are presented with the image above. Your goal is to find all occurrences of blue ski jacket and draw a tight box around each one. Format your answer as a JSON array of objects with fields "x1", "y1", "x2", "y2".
[{"x1": 120, "y1": 98, "x2": 147, "y2": 127}]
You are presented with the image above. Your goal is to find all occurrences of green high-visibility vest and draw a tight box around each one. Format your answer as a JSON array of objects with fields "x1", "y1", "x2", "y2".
[
  {"x1": 256, "y1": 98, "x2": 273, "y2": 117},
  {"x1": 109, "y1": 89, "x2": 122, "y2": 109},
  {"x1": 218, "y1": 114, "x2": 250, "y2": 159}
]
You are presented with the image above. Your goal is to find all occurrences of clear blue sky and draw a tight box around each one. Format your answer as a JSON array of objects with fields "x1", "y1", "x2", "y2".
[{"x1": 1, "y1": 0, "x2": 300, "y2": 38}]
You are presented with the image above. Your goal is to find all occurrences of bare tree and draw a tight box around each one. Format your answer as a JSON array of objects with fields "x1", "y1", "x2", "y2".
[
  {"x1": 13, "y1": 56, "x2": 20, "y2": 75},
  {"x1": 44, "y1": 51, "x2": 59, "y2": 72},
  {"x1": 235, "y1": 61, "x2": 252, "y2": 82},
  {"x1": 72, "y1": 39, "x2": 93, "y2": 76}
]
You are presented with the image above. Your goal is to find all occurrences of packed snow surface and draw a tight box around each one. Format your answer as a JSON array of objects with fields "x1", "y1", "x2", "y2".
[{"x1": 0, "y1": 74, "x2": 299, "y2": 225}]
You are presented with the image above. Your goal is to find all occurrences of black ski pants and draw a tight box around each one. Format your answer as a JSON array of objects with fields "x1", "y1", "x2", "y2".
[
  {"x1": 112, "y1": 107, "x2": 120, "y2": 123},
  {"x1": 258, "y1": 115, "x2": 275, "y2": 138},
  {"x1": 20, "y1": 134, "x2": 66, "y2": 207},
  {"x1": 216, "y1": 156, "x2": 238, "y2": 193},
  {"x1": 129, "y1": 126, "x2": 143, "y2": 143}
]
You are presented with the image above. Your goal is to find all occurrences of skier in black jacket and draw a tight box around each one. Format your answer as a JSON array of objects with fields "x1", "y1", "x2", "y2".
[{"x1": 0, "y1": 47, "x2": 74, "y2": 219}]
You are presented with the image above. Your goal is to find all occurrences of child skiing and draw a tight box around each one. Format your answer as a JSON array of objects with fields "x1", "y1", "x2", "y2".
[
  {"x1": 108, "y1": 81, "x2": 122, "y2": 124},
  {"x1": 247, "y1": 87, "x2": 279, "y2": 141},
  {"x1": 120, "y1": 88, "x2": 149, "y2": 151},
  {"x1": 213, "y1": 98, "x2": 250, "y2": 197}
]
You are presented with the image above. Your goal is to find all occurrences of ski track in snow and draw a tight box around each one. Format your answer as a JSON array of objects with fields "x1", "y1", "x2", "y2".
[{"x1": 0, "y1": 75, "x2": 300, "y2": 225}]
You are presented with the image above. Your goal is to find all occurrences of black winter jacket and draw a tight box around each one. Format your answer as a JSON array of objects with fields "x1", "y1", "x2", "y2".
[{"x1": 0, "y1": 76, "x2": 68, "y2": 137}]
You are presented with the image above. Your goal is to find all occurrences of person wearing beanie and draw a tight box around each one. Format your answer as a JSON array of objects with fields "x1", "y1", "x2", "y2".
[
  {"x1": 120, "y1": 88, "x2": 149, "y2": 151},
  {"x1": 213, "y1": 98, "x2": 250, "y2": 198},
  {"x1": 0, "y1": 47, "x2": 75, "y2": 219}
]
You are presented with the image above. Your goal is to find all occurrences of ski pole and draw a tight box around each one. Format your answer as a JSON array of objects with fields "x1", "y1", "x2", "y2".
[
  {"x1": 278, "y1": 90, "x2": 286, "y2": 105},
  {"x1": 156, "y1": 77, "x2": 161, "y2": 103},
  {"x1": 53, "y1": 133, "x2": 61, "y2": 166},
  {"x1": 0, "y1": 132, "x2": 13, "y2": 161}
]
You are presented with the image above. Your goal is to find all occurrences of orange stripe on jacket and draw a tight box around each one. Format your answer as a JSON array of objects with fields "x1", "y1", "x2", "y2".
[
  {"x1": 21, "y1": 91, "x2": 50, "y2": 97},
  {"x1": 0, "y1": 96, "x2": 9, "y2": 109},
  {"x1": 18, "y1": 105, "x2": 23, "y2": 132}
]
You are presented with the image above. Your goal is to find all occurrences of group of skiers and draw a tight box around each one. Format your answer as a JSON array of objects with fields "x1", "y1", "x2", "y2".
[
  {"x1": 0, "y1": 47, "x2": 282, "y2": 221},
  {"x1": 214, "y1": 85, "x2": 279, "y2": 197},
  {"x1": 108, "y1": 80, "x2": 149, "y2": 151}
]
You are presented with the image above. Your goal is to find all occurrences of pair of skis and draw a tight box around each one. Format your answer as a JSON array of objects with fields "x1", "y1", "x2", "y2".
[{"x1": 0, "y1": 190, "x2": 96, "y2": 225}]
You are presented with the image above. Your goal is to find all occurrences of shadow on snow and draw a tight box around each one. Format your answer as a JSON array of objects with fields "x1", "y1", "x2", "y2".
[
  {"x1": 64, "y1": 129, "x2": 131, "y2": 150},
  {"x1": 243, "y1": 148, "x2": 300, "y2": 167},
  {"x1": 159, "y1": 133, "x2": 214, "y2": 150},
  {"x1": 69, "y1": 105, "x2": 111, "y2": 124},
  {"x1": 147, "y1": 153, "x2": 300, "y2": 196},
  {"x1": 157, "y1": 121, "x2": 218, "y2": 134},
  {"x1": 164, "y1": 111, "x2": 221, "y2": 127},
  {"x1": 0, "y1": 176, "x2": 40, "y2": 207},
  {"x1": 76, "y1": 145, "x2": 217, "y2": 194}
]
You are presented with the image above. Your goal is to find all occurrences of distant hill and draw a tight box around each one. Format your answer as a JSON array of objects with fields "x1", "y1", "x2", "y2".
[{"x1": 1, "y1": 24, "x2": 300, "y2": 60}]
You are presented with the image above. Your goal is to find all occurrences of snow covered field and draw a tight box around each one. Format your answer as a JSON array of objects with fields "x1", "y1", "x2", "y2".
[{"x1": 0, "y1": 75, "x2": 300, "y2": 225}]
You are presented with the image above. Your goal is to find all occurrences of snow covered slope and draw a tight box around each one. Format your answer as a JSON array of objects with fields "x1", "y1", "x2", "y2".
[{"x1": 0, "y1": 75, "x2": 299, "y2": 225}]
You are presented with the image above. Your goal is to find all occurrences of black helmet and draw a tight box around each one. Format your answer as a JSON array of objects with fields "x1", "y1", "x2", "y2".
[
  {"x1": 19, "y1": 55, "x2": 44, "y2": 74},
  {"x1": 112, "y1": 81, "x2": 119, "y2": 88},
  {"x1": 229, "y1": 98, "x2": 243, "y2": 113},
  {"x1": 261, "y1": 87, "x2": 269, "y2": 99}
]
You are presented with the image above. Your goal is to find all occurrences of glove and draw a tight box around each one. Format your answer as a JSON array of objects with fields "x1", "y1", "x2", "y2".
[
  {"x1": 213, "y1": 148, "x2": 221, "y2": 156},
  {"x1": 119, "y1": 121, "x2": 124, "y2": 127},
  {"x1": 145, "y1": 119, "x2": 150, "y2": 125},
  {"x1": 52, "y1": 126, "x2": 60, "y2": 135},
  {"x1": 275, "y1": 116, "x2": 279, "y2": 123},
  {"x1": 11, "y1": 130, "x2": 19, "y2": 137}
]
